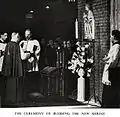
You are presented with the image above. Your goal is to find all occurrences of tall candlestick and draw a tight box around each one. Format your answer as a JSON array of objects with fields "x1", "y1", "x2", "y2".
[{"x1": 75, "y1": 18, "x2": 78, "y2": 39}]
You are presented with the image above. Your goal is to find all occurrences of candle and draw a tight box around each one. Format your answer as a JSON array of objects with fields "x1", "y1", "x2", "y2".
[{"x1": 75, "y1": 18, "x2": 78, "y2": 39}]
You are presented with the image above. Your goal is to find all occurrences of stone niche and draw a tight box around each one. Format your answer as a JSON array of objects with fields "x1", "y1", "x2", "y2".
[{"x1": 77, "y1": 0, "x2": 110, "y2": 102}]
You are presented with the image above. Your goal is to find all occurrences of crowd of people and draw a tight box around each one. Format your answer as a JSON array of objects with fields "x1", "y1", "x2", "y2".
[
  {"x1": 1, "y1": 28, "x2": 120, "y2": 108},
  {"x1": 0, "y1": 29, "x2": 76, "y2": 106}
]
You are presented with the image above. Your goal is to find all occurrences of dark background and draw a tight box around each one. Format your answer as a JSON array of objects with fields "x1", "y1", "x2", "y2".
[{"x1": 0, "y1": 0, "x2": 77, "y2": 42}]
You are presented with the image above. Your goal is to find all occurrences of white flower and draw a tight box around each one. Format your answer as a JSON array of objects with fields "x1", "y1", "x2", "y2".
[
  {"x1": 68, "y1": 66, "x2": 72, "y2": 70},
  {"x1": 81, "y1": 59, "x2": 85, "y2": 63},
  {"x1": 72, "y1": 70, "x2": 75, "y2": 74},
  {"x1": 85, "y1": 44, "x2": 89, "y2": 48},
  {"x1": 68, "y1": 42, "x2": 94, "y2": 77},
  {"x1": 76, "y1": 41, "x2": 80, "y2": 46},
  {"x1": 81, "y1": 47, "x2": 85, "y2": 51},
  {"x1": 89, "y1": 58, "x2": 94, "y2": 63},
  {"x1": 71, "y1": 59, "x2": 75, "y2": 63},
  {"x1": 58, "y1": 47, "x2": 60, "y2": 50},
  {"x1": 87, "y1": 58, "x2": 90, "y2": 62},
  {"x1": 87, "y1": 72, "x2": 91, "y2": 77},
  {"x1": 76, "y1": 68, "x2": 79, "y2": 73},
  {"x1": 78, "y1": 68, "x2": 84, "y2": 77},
  {"x1": 68, "y1": 61, "x2": 71, "y2": 64},
  {"x1": 81, "y1": 52, "x2": 85, "y2": 56},
  {"x1": 79, "y1": 62, "x2": 84, "y2": 67},
  {"x1": 88, "y1": 68, "x2": 91, "y2": 73},
  {"x1": 68, "y1": 61, "x2": 75, "y2": 70},
  {"x1": 87, "y1": 58, "x2": 93, "y2": 63},
  {"x1": 77, "y1": 47, "x2": 81, "y2": 51},
  {"x1": 79, "y1": 55, "x2": 83, "y2": 60},
  {"x1": 72, "y1": 52, "x2": 78, "y2": 59}
]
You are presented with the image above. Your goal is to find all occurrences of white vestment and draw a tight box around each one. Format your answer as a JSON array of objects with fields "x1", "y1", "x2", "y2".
[
  {"x1": 0, "y1": 40, "x2": 7, "y2": 72},
  {"x1": 20, "y1": 39, "x2": 40, "y2": 72},
  {"x1": 102, "y1": 43, "x2": 120, "y2": 84}
]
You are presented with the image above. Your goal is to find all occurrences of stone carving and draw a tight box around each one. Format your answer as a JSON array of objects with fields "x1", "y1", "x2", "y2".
[{"x1": 83, "y1": 4, "x2": 95, "y2": 40}]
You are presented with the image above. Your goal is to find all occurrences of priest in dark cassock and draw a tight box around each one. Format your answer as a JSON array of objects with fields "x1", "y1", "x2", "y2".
[
  {"x1": 1, "y1": 32, "x2": 30, "y2": 104},
  {"x1": 0, "y1": 32, "x2": 8, "y2": 106}
]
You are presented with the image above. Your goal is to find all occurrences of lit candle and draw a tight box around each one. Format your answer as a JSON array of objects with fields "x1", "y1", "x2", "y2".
[{"x1": 75, "y1": 18, "x2": 78, "y2": 39}]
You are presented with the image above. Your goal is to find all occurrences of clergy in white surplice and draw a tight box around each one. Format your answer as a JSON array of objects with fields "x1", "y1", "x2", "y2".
[{"x1": 19, "y1": 29, "x2": 41, "y2": 72}]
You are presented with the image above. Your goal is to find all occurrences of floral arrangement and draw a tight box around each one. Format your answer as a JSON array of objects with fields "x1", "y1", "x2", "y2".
[{"x1": 68, "y1": 41, "x2": 94, "y2": 78}]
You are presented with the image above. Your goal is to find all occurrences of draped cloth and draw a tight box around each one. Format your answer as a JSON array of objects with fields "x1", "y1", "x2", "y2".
[
  {"x1": 19, "y1": 39, "x2": 40, "y2": 72},
  {"x1": 102, "y1": 43, "x2": 120, "y2": 84},
  {"x1": 110, "y1": 0, "x2": 120, "y2": 45},
  {"x1": 19, "y1": 39, "x2": 40, "y2": 101},
  {"x1": 1, "y1": 41, "x2": 23, "y2": 77},
  {"x1": 102, "y1": 43, "x2": 120, "y2": 108},
  {"x1": 1, "y1": 41, "x2": 23, "y2": 103},
  {"x1": 0, "y1": 40, "x2": 7, "y2": 72},
  {"x1": 0, "y1": 40, "x2": 7, "y2": 106}
]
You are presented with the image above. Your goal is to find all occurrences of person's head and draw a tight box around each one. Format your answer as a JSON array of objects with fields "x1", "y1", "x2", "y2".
[
  {"x1": 66, "y1": 40, "x2": 71, "y2": 49},
  {"x1": 40, "y1": 38, "x2": 45, "y2": 45},
  {"x1": 54, "y1": 41, "x2": 57, "y2": 48},
  {"x1": 0, "y1": 32, "x2": 8, "y2": 41},
  {"x1": 11, "y1": 32, "x2": 20, "y2": 42},
  {"x1": 48, "y1": 40, "x2": 53, "y2": 46},
  {"x1": 25, "y1": 29, "x2": 32, "y2": 39},
  {"x1": 63, "y1": 41, "x2": 66, "y2": 48},
  {"x1": 85, "y1": 4, "x2": 90, "y2": 11},
  {"x1": 111, "y1": 30, "x2": 120, "y2": 43},
  {"x1": 54, "y1": 37, "x2": 62, "y2": 49}
]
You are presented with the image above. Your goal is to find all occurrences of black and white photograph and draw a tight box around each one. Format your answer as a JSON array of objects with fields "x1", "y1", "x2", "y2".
[{"x1": 0, "y1": 0, "x2": 120, "y2": 113}]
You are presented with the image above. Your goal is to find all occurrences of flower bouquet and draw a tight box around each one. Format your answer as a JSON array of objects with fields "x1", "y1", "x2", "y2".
[{"x1": 68, "y1": 41, "x2": 94, "y2": 78}]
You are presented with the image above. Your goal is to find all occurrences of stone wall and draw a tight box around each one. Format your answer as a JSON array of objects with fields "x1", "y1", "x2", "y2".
[{"x1": 78, "y1": 0, "x2": 110, "y2": 101}]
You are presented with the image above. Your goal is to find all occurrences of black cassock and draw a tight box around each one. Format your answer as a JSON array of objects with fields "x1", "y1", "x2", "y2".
[
  {"x1": 102, "y1": 68, "x2": 120, "y2": 108},
  {"x1": 2, "y1": 41, "x2": 23, "y2": 103}
]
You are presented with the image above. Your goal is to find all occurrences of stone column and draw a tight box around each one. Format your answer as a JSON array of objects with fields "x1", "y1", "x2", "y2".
[{"x1": 77, "y1": 77, "x2": 85, "y2": 102}]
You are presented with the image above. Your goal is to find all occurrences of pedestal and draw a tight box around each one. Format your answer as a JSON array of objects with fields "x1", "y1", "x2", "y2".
[{"x1": 77, "y1": 77, "x2": 85, "y2": 102}]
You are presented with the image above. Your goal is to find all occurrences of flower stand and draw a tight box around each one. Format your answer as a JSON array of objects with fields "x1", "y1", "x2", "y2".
[{"x1": 77, "y1": 76, "x2": 85, "y2": 102}]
